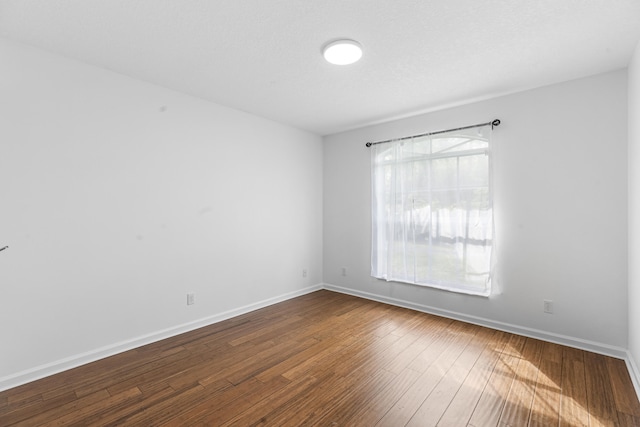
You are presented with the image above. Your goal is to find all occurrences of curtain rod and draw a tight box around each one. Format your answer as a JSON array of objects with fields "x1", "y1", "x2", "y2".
[{"x1": 365, "y1": 119, "x2": 501, "y2": 147}]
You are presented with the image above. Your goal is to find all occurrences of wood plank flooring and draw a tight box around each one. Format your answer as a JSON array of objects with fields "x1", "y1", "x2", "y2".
[{"x1": 1, "y1": 290, "x2": 639, "y2": 426}]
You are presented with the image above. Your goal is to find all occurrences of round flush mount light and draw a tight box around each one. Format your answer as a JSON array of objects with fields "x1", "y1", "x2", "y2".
[{"x1": 322, "y1": 39, "x2": 363, "y2": 65}]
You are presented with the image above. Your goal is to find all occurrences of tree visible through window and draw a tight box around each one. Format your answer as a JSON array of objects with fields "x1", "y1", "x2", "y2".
[{"x1": 370, "y1": 124, "x2": 494, "y2": 296}]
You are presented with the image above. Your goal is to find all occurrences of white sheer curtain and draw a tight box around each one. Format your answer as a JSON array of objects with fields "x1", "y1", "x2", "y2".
[{"x1": 371, "y1": 125, "x2": 494, "y2": 296}]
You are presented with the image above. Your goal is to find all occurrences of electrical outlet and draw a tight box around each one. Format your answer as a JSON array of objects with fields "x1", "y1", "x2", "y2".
[
  {"x1": 341, "y1": 267, "x2": 347, "y2": 276},
  {"x1": 543, "y1": 300, "x2": 553, "y2": 314},
  {"x1": 302, "y1": 269, "x2": 307, "y2": 278},
  {"x1": 187, "y1": 293, "x2": 195, "y2": 306}
]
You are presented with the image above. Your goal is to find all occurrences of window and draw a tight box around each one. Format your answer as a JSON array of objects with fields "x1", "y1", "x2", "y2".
[{"x1": 370, "y1": 124, "x2": 494, "y2": 296}]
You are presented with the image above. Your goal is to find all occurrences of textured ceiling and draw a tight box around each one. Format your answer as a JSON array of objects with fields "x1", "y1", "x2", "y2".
[{"x1": 1, "y1": 0, "x2": 639, "y2": 135}]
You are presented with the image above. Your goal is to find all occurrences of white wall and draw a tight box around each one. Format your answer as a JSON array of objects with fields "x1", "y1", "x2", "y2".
[
  {"x1": 1, "y1": 33, "x2": 633, "y2": 392},
  {"x1": 324, "y1": 70, "x2": 628, "y2": 353},
  {"x1": 0, "y1": 39, "x2": 323, "y2": 389},
  {"x1": 629, "y1": 41, "x2": 640, "y2": 380}
]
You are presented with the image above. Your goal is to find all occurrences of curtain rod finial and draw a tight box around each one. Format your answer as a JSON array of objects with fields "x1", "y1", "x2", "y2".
[
  {"x1": 366, "y1": 142, "x2": 372, "y2": 147},
  {"x1": 491, "y1": 119, "x2": 501, "y2": 128}
]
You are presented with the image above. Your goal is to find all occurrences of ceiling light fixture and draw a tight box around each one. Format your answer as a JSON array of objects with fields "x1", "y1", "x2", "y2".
[{"x1": 322, "y1": 39, "x2": 363, "y2": 65}]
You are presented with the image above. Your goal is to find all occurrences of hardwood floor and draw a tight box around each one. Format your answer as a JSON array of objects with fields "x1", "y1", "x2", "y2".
[{"x1": 1, "y1": 290, "x2": 639, "y2": 426}]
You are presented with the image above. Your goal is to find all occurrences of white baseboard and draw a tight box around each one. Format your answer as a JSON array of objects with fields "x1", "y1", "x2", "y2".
[
  {"x1": 323, "y1": 283, "x2": 640, "y2": 402},
  {"x1": 322, "y1": 283, "x2": 629, "y2": 360},
  {"x1": 4, "y1": 282, "x2": 639, "y2": 404},
  {"x1": 323, "y1": 283, "x2": 640, "y2": 401},
  {"x1": 626, "y1": 351, "x2": 640, "y2": 401},
  {"x1": 324, "y1": 283, "x2": 640, "y2": 401},
  {"x1": 0, "y1": 284, "x2": 322, "y2": 392}
]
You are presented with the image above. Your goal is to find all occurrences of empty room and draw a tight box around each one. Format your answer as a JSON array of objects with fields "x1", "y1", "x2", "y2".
[{"x1": 2, "y1": 1, "x2": 640, "y2": 425}]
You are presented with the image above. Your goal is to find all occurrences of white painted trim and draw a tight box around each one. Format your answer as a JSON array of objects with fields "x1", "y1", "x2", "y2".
[
  {"x1": 322, "y1": 283, "x2": 629, "y2": 360},
  {"x1": 626, "y1": 351, "x2": 640, "y2": 401},
  {"x1": 323, "y1": 283, "x2": 640, "y2": 402},
  {"x1": 0, "y1": 284, "x2": 322, "y2": 392},
  {"x1": 3, "y1": 281, "x2": 636, "y2": 401}
]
